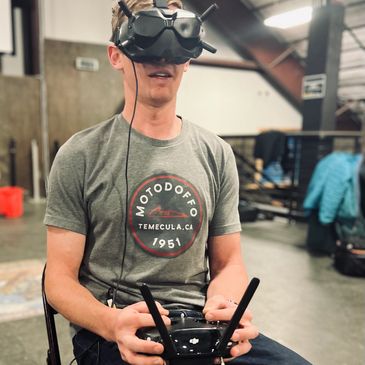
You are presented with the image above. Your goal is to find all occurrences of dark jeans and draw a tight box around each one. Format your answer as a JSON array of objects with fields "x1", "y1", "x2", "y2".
[{"x1": 72, "y1": 310, "x2": 311, "y2": 365}]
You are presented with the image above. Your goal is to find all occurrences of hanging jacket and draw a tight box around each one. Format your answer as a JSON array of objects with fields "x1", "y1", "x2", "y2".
[
  {"x1": 303, "y1": 152, "x2": 362, "y2": 224},
  {"x1": 360, "y1": 157, "x2": 365, "y2": 217}
]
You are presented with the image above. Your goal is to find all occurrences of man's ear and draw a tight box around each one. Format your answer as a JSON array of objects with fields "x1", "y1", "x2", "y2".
[{"x1": 107, "y1": 45, "x2": 124, "y2": 71}]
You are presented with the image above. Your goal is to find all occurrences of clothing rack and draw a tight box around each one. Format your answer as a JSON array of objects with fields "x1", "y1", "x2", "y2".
[{"x1": 223, "y1": 132, "x2": 362, "y2": 222}]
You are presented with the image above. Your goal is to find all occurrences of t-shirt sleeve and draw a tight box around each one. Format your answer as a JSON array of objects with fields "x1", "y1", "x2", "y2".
[
  {"x1": 44, "y1": 141, "x2": 88, "y2": 235},
  {"x1": 209, "y1": 144, "x2": 242, "y2": 236}
]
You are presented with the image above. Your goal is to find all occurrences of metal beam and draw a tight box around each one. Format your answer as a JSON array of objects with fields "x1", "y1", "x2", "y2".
[
  {"x1": 247, "y1": 0, "x2": 293, "y2": 12},
  {"x1": 344, "y1": 22, "x2": 365, "y2": 30},
  {"x1": 345, "y1": 24, "x2": 365, "y2": 52},
  {"x1": 346, "y1": 0, "x2": 365, "y2": 7},
  {"x1": 268, "y1": 45, "x2": 296, "y2": 68},
  {"x1": 339, "y1": 83, "x2": 365, "y2": 87},
  {"x1": 191, "y1": 58, "x2": 260, "y2": 71},
  {"x1": 340, "y1": 64, "x2": 365, "y2": 71},
  {"x1": 289, "y1": 37, "x2": 308, "y2": 46},
  {"x1": 186, "y1": 0, "x2": 304, "y2": 110}
]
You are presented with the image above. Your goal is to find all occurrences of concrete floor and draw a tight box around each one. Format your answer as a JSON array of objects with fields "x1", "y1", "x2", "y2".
[{"x1": 0, "y1": 202, "x2": 364, "y2": 365}]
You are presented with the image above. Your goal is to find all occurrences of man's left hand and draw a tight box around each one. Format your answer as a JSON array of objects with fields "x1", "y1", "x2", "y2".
[{"x1": 203, "y1": 295, "x2": 259, "y2": 361}]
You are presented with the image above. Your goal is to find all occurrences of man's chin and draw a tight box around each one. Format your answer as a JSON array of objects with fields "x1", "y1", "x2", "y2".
[{"x1": 148, "y1": 94, "x2": 174, "y2": 108}]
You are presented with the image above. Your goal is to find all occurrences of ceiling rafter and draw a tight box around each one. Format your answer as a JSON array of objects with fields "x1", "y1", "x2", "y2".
[
  {"x1": 344, "y1": 24, "x2": 365, "y2": 51},
  {"x1": 242, "y1": 0, "x2": 365, "y2": 104},
  {"x1": 340, "y1": 63, "x2": 365, "y2": 70},
  {"x1": 186, "y1": 0, "x2": 305, "y2": 109},
  {"x1": 189, "y1": 0, "x2": 365, "y2": 108},
  {"x1": 245, "y1": 0, "x2": 299, "y2": 12}
]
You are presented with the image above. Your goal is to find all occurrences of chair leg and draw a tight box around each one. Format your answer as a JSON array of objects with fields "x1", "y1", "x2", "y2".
[{"x1": 42, "y1": 265, "x2": 62, "y2": 365}]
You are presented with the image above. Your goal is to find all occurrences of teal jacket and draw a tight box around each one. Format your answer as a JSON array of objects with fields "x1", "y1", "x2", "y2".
[{"x1": 303, "y1": 152, "x2": 362, "y2": 224}]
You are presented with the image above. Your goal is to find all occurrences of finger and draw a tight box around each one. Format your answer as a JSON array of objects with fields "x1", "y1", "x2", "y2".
[
  {"x1": 206, "y1": 308, "x2": 254, "y2": 323},
  {"x1": 136, "y1": 313, "x2": 171, "y2": 329},
  {"x1": 230, "y1": 340, "x2": 252, "y2": 358},
  {"x1": 130, "y1": 301, "x2": 170, "y2": 316},
  {"x1": 238, "y1": 318, "x2": 253, "y2": 329},
  {"x1": 204, "y1": 303, "x2": 228, "y2": 314},
  {"x1": 122, "y1": 334, "x2": 165, "y2": 354},
  {"x1": 242, "y1": 309, "x2": 253, "y2": 322},
  {"x1": 155, "y1": 301, "x2": 169, "y2": 316},
  {"x1": 203, "y1": 295, "x2": 228, "y2": 313},
  {"x1": 119, "y1": 347, "x2": 165, "y2": 365},
  {"x1": 205, "y1": 307, "x2": 235, "y2": 321},
  {"x1": 231, "y1": 326, "x2": 259, "y2": 343}
]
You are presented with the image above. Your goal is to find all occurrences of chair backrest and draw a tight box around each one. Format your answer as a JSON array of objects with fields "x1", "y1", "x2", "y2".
[{"x1": 42, "y1": 265, "x2": 62, "y2": 365}]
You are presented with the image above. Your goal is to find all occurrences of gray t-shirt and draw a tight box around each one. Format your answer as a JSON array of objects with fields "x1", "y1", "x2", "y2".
[{"x1": 44, "y1": 114, "x2": 241, "y2": 312}]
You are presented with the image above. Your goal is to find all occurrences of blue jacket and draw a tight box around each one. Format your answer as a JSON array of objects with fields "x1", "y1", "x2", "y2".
[{"x1": 303, "y1": 152, "x2": 362, "y2": 224}]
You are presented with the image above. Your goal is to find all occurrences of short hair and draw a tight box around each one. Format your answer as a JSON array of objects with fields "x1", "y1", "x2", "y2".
[{"x1": 111, "y1": 1, "x2": 183, "y2": 35}]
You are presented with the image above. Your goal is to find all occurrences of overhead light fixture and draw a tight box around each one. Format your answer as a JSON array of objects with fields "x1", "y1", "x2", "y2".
[{"x1": 264, "y1": 6, "x2": 313, "y2": 29}]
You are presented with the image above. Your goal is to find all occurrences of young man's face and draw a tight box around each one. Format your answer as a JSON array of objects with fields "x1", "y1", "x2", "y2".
[
  {"x1": 118, "y1": 55, "x2": 189, "y2": 107},
  {"x1": 108, "y1": 4, "x2": 189, "y2": 108}
]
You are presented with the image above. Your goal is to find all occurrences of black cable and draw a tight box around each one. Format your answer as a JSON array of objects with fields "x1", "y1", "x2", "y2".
[
  {"x1": 96, "y1": 341, "x2": 100, "y2": 365},
  {"x1": 68, "y1": 60, "x2": 139, "y2": 365},
  {"x1": 112, "y1": 59, "x2": 139, "y2": 308},
  {"x1": 68, "y1": 337, "x2": 100, "y2": 365}
]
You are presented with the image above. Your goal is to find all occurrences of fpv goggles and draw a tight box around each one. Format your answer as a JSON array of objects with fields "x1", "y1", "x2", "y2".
[{"x1": 112, "y1": 0, "x2": 218, "y2": 64}]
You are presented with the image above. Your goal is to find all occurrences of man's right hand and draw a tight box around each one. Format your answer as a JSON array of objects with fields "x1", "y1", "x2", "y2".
[
  {"x1": 112, "y1": 301, "x2": 171, "y2": 365},
  {"x1": 45, "y1": 227, "x2": 170, "y2": 364}
]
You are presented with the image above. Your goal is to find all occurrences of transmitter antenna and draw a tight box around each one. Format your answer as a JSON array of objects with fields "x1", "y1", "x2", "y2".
[
  {"x1": 215, "y1": 277, "x2": 260, "y2": 353},
  {"x1": 139, "y1": 284, "x2": 177, "y2": 358}
]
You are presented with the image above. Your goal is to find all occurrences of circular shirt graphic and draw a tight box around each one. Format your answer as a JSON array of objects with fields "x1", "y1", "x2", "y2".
[{"x1": 129, "y1": 174, "x2": 203, "y2": 257}]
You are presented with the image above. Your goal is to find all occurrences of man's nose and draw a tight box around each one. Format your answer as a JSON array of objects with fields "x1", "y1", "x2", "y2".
[{"x1": 151, "y1": 58, "x2": 168, "y2": 65}]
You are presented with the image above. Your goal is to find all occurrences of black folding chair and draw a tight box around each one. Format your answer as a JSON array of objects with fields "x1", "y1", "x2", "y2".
[{"x1": 42, "y1": 265, "x2": 62, "y2": 365}]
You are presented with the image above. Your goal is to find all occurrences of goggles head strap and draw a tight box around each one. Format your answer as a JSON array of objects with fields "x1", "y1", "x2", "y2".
[
  {"x1": 154, "y1": 0, "x2": 169, "y2": 8},
  {"x1": 118, "y1": 1, "x2": 133, "y2": 18}
]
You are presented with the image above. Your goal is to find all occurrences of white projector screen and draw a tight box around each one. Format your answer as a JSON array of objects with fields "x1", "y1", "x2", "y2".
[{"x1": 0, "y1": 0, "x2": 13, "y2": 54}]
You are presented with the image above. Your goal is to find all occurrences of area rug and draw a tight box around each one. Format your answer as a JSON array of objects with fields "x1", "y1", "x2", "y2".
[{"x1": 0, "y1": 259, "x2": 44, "y2": 323}]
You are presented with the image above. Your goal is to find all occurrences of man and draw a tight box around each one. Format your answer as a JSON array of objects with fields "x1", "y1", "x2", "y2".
[{"x1": 44, "y1": 1, "x2": 311, "y2": 364}]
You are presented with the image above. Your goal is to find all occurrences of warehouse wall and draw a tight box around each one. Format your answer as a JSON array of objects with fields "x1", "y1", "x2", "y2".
[
  {"x1": 177, "y1": 66, "x2": 302, "y2": 136},
  {"x1": 43, "y1": 0, "x2": 243, "y2": 63},
  {"x1": 0, "y1": 76, "x2": 41, "y2": 191},
  {"x1": 44, "y1": 0, "x2": 112, "y2": 45},
  {"x1": 45, "y1": 40, "x2": 122, "y2": 150},
  {"x1": 0, "y1": 0, "x2": 302, "y2": 191},
  {"x1": 0, "y1": 40, "x2": 123, "y2": 191},
  {"x1": 42, "y1": 0, "x2": 301, "y2": 135}
]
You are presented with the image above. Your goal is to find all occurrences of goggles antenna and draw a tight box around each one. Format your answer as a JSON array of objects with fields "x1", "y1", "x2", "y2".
[
  {"x1": 200, "y1": 3, "x2": 219, "y2": 22},
  {"x1": 199, "y1": 3, "x2": 219, "y2": 54},
  {"x1": 202, "y1": 41, "x2": 217, "y2": 54},
  {"x1": 118, "y1": 1, "x2": 133, "y2": 18}
]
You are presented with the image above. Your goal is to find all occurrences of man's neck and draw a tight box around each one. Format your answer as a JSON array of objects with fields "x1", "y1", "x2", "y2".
[{"x1": 122, "y1": 100, "x2": 181, "y2": 140}]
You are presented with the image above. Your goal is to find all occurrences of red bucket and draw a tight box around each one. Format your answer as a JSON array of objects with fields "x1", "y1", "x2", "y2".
[
  {"x1": 0, "y1": 186, "x2": 24, "y2": 218},
  {"x1": 0, "y1": 187, "x2": 5, "y2": 215}
]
